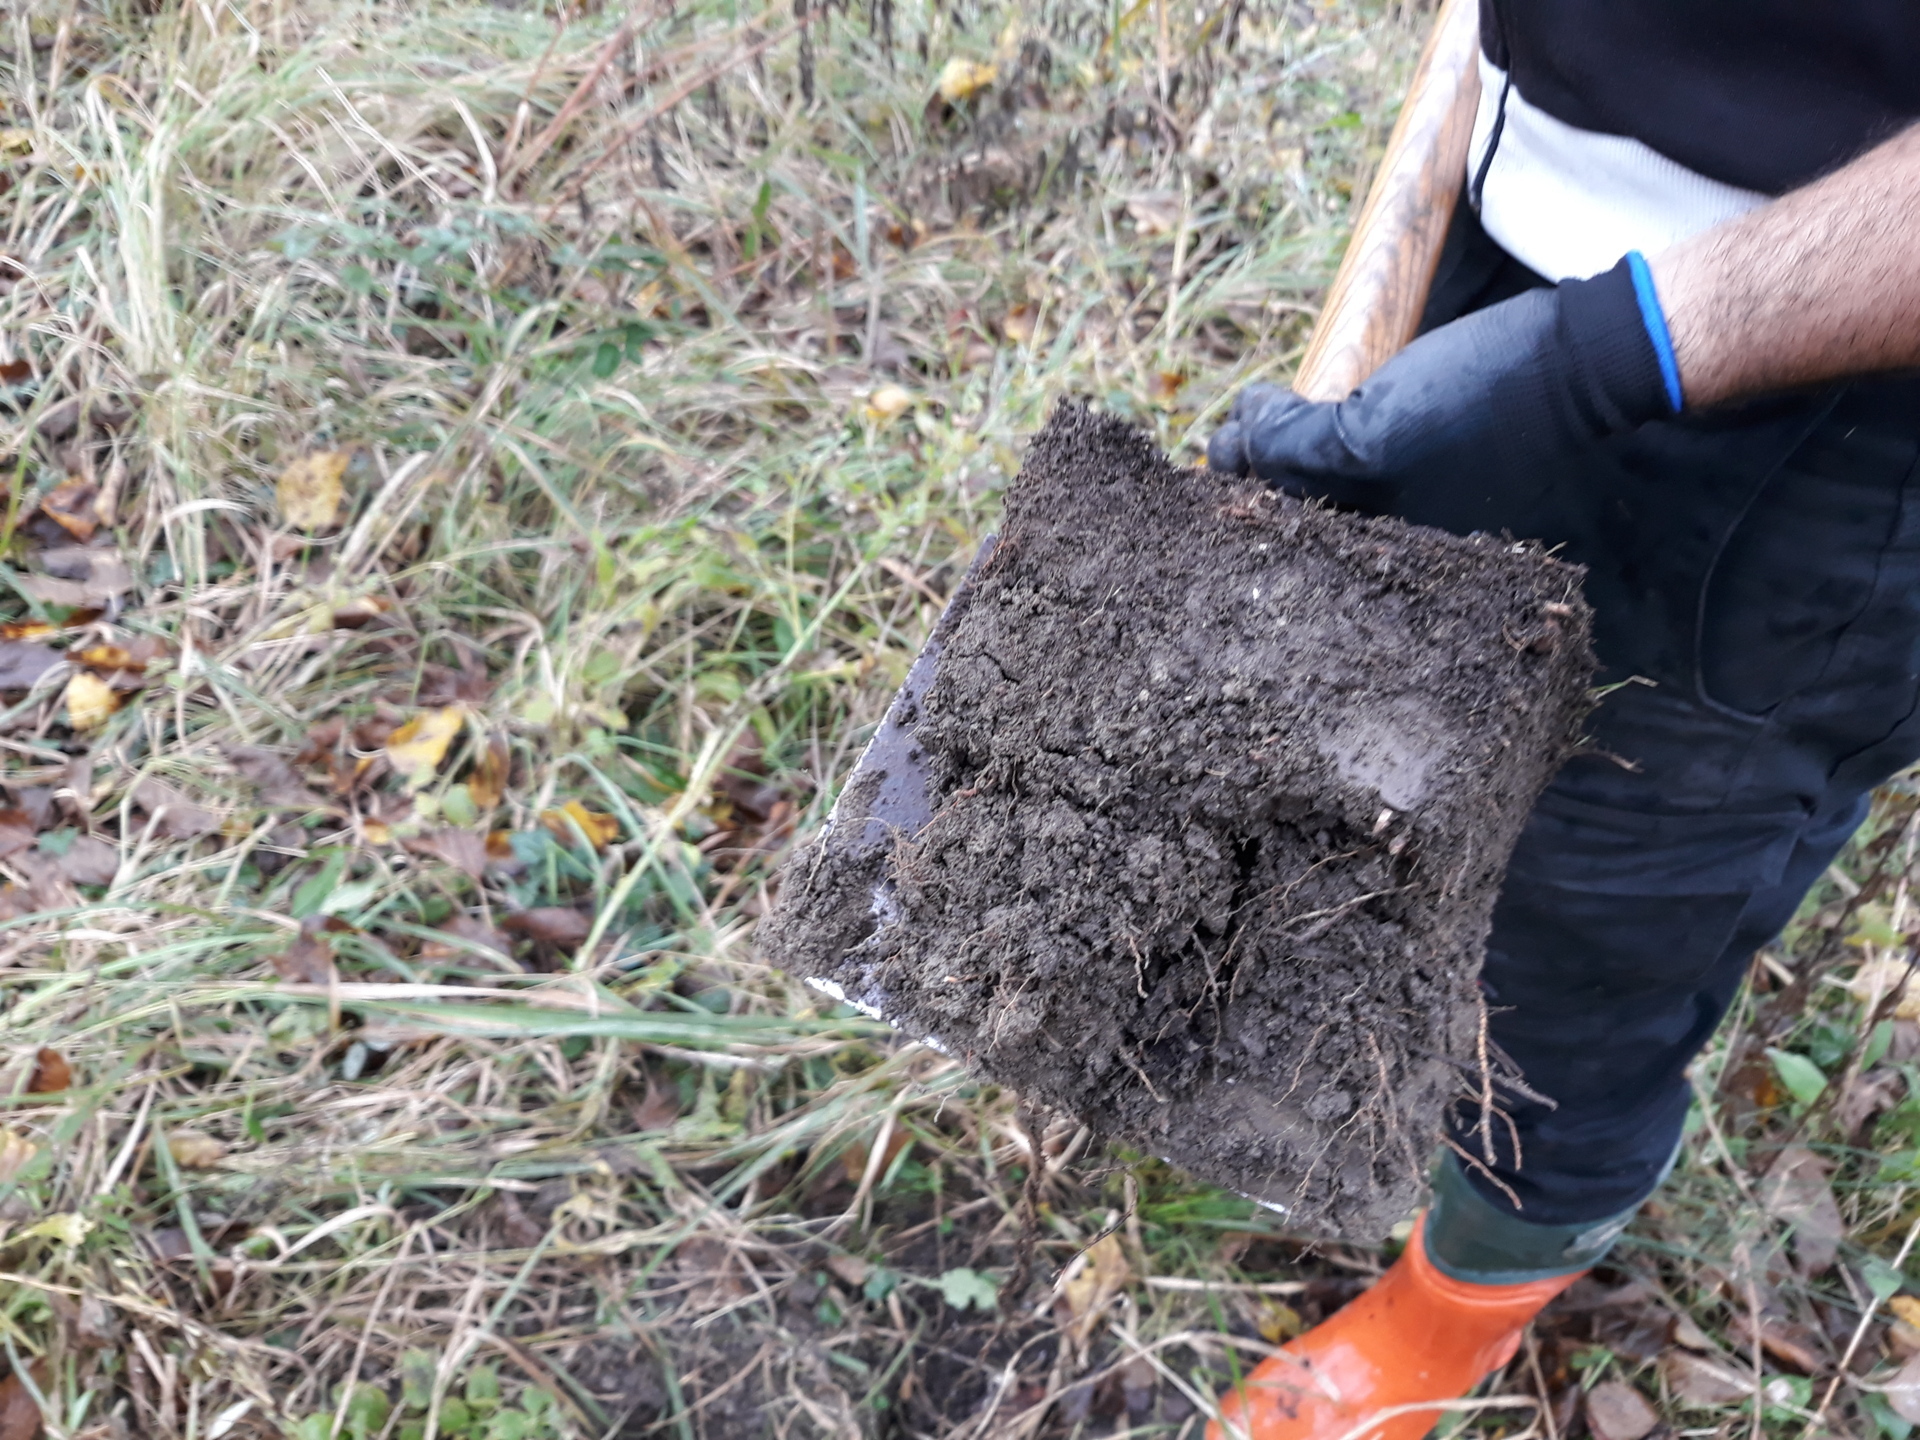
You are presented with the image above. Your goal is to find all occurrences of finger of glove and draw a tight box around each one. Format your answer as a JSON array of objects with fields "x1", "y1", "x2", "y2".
[
  {"x1": 1206, "y1": 421, "x2": 1250, "y2": 476},
  {"x1": 1227, "y1": 380, "x2": 1293, "y2": 426},
  {"x1": 1239, "y1": 393, "x2": 1359, "y2": 484}
]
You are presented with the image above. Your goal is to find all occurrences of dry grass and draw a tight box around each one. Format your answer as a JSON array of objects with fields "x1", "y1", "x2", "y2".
[{"x1": 2, "y1": 0, "x2": 1919, "y2": 1435}]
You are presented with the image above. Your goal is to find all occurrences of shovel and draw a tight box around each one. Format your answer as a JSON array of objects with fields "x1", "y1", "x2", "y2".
[{"x1": 797, "y1": 0, "x2": 1484, "y2": 1035}]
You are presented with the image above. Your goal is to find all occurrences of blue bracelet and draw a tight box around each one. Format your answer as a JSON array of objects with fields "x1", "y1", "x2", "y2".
[{"x1": 1625, "y1": 251, "x2": 1684, "y2": 415}]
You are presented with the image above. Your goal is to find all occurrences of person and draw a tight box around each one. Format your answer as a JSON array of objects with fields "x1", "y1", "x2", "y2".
[{"x1": 1203, "y1": 3, "x2": 1920, "y2": 1437}]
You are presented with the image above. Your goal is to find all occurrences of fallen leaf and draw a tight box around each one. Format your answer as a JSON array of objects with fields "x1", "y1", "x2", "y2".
[
  {"x1": 131, "y1": 779, "x2": 220, "y2": 839},
  {"x1": 0, "y1": 1129, "x2": 37, "y2": 1185},
  {"x1": 1254, "y1": 1298, "x2": 1304, "y2": 1344},
  {"x1": 362, "y1": 818, "x2": 392, "y2": 845},
  {"x1": 0, "y1": 359, "x2": 29, "y2": 386},
  {"x1": 1891, "y1": 1296, "x2": 1920, "y2": 1330},
  {"x1": 52, "y1": 835, "x2": 117, "y2": 887},
  {"x1": 1761, "y1": 1146, "x2": 1844, "y2": 1275},
  {"x1": 840, "y1": 1127, "x2": 913, "y2": 1184},
  {"x1": 0, "y1": 624, "x2": 53, "y2": 642},
  {"x1": 1847, "y1": 955, "x2": 1920, "y2": 1019},
  {"x1": 166, "y1": 1130, "x2": 225, "y2": 1169},
  {"x1": 273, "y1": 921, "x2": 338, "y2": 986},
  {"x1": 826, "y1": 1252, "x2": 872, "y2": 1288},
  {"x1": 1055, "y1": 1232, "x2": 1132, "y2": 1346},
  {"x1": 1583, "y1": 1381, "x2": 1658, "y2": 1440},
  {"x1": 469, "y1": 736, "x2": 509, "y2": 809},
  {"x1": 863, "y1": 383, "x2": 914, "y2": 424},
  {"x1": 275, "y1": 451, "x2": 350, "y2": 532},
  {"x1": 540, "y1": 800, "x2": 619, "y2": 851},
  {"x1": 1002, "y1": 304, "x2": 1036, "y2": 345},
  {"x1": 39, "y1": 478, "x2": 98, "y2": 541},
  {"x1": 934, "y1": 57, "x2": 997, "y2": 104},
  {"x1": 0, "y1": 811, "x2": 33, "y2": 860},
  {"x1": 1125, "y1": 191, "x2": 1181, "y2": 236},
  {"x1": 0, "y1": 642, "x2": 59, "y2": 692},
  {"x1": 631, "y1": 1072, "x2": 680, "y2": 1129},
  {"x1": 32, "y1": 546, "x2": 133, "y2": 600},
  {"x1": 74, "y1": 1295, "x2": 117, "y2": 1349},
  {"x1": 26, "y1": 1050, "x2": 69, "y2": 1095},
  {"x1": 0, "y1": 1360, "x2": 47, "y2": 1440},
  {"x1": 18, "y1": 1212, "x2": 90, "y2": 1245},
  {"x1": 227, "y1": 745, "x2": 318, "y2": 809},
  {"x1": 64, "y1": 673, "x2": 118, "y2": 731},
  {"x1": 72, "y1": 645, "x2": 134, "y2": 673},
  {"x1": 420, "y1": 914, "x2": 511, "y2": 963},
  {"x1": 1888, "y1": 1352, "x2": 1920, "y2": 1424},
  {"x1": 501, "y1": 907, "x2": 591, "y2": 947},
  {"x1": 1148, "y1": 370, "x2": 1186, "y2": 406},
  {"x1": 1659, "y1": 1350, "x2": 1752, "y2": 1408},
  {"x1": 385, "y1": 706, "x2": 465, "y2": 790},
  {"x1": 404, "y1": 827, "x2": 489, "y2": 879}
]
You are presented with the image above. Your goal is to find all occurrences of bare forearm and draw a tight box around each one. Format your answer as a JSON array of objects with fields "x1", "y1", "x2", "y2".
[{"x1": 1648, "y1": 124, "x2": 1920, "y2": 408}]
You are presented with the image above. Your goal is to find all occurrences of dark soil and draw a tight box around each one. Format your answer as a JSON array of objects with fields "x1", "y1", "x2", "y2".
[{"x1": 766, "y1": 402, "x2": 1594, "y2": 1241}]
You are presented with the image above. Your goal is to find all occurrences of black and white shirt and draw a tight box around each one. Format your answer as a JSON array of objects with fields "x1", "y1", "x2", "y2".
[{"x1": 1468, "y1": 0, "x2": 1920, "y2": 279}]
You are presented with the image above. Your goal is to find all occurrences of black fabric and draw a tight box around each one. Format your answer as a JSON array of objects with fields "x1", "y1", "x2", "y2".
[
  {"x1": 1479, "y1": 0, "x2": 1920, "y2": 195},
  {"x1": 1419, "y1": 210, "x2": 1920, "y2": 1225},
  {"x1": 1205, "y1": 255, "x2": 1669, "y2": 523}
]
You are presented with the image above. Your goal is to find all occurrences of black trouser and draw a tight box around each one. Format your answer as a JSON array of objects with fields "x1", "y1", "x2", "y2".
[{"x1": 1412, "y1": 204, "x2": 1920, "y2": 1226}]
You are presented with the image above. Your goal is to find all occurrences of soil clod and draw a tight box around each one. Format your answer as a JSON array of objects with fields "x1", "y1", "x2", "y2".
[{"x1": 767, "y1": 402, "x2": 1595, "y2": 1240}]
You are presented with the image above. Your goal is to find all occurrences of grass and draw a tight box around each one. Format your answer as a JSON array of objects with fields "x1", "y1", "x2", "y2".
[{"x1": 3, "y1": 0, "x2": 1920, "y2": 1435}]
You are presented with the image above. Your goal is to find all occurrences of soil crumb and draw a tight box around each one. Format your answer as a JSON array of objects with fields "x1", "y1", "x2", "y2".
[{"x1": 766, "y1": 402, "x2": 1594, "y2": 1240}]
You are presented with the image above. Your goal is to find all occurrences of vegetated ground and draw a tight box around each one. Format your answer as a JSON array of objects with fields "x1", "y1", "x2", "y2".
[{"x1": 1, "y1": 0, "x2": 1918, "y2": 1436}]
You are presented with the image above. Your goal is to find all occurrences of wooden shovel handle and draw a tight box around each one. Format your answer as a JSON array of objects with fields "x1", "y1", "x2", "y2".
[{"x1": 1293, "y1": 0, "x2": 1482, "y2": 402}]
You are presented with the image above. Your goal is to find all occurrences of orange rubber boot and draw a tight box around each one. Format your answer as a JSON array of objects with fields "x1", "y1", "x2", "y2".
[{"x1": 1206, "y1": 1215, "x2": 1580, "y2": 1440}]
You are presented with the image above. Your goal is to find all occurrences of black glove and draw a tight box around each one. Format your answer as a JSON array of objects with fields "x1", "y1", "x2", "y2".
[{"x1": 1207, "y1": 253, "x2": 1683, "y2": 527}]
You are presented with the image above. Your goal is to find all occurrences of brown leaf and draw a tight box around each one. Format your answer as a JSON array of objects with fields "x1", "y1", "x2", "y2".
[
  {"x1": 1761, "y1": 1145, "x2": 1844, "y2": 1276},
  {"x1": 0, "y1": 359, "x2": 29, "y2": 386},
  {"x1": 632, "y1": 1072, "x2": 680, "y2": 1130},
  {"x1": 0, "y1": 642, "x2": 59, "y2": 692},
  {"x1": 74, "y1": 1294, "x2": 118, "y2": 1349},
  {"x1": 420, "y1": 914, "x2": 512, "y2": 963},
  {"x1": 272, "y1": 919, "x2": 337, "y2": 986},
  {"x1": 54, "y1": 835, "x2": 117, "y2": 887},
  {"x1": 30, "y1": 546, "x2": 132, "y2": 602},
  {"x1": 1659, "y1": 1349, "x2": 1752, "y2": 1408},
  {"x1": 1836, "y1": 1068, "x2": 1903, "y2": 1139},
  {"x1": 404, "y1": 827, "x2": 488, "y2": 879},
  {"x1": 26, "y1": 1049, "x2": 68, "y2": 1095},
  {"x1": 131, "y1": 779, "x2": 221, "y2": 839},
  {"x1": 227, "y1": 745, "x2": 318, "y2": 809},
  {"x1": 0, "y1": 812, "x2": 33, "y2": 860},
  {"x1": 1582, "y1": 1380, "x2": 1658, "y2": 1440},
  {"x1": 0, "y1": 1359, "x2": 47, "y2": 1440},
  {"x1": 826, "y1": 1252, "x2": 871, "y2": 1288},
  {"x1": 39, "y1": 478, "x2": 98, "y2": 541},
  {"x1": 501, "y1": 907, "x2": 591, "y2": 947},
  {"x1": 469, "y1": 736, "x2": 509, "y2": 810},
  {"x1": 0, "y1": 1129, "x2": 36, "y2": 1185},
  {"x1": 1730, "y1": 1308, "x2": 1827, "y2": 1373}
]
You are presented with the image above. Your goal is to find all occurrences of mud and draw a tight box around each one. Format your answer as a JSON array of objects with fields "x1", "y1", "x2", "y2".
[{"x1": 765, "y1": 402, "x2": 1594, "y2": 1240}]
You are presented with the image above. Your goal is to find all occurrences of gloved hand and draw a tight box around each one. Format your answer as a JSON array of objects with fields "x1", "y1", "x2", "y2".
[{"x1": 1207, "y1": 252, "x2": 1684, "y2": 526}]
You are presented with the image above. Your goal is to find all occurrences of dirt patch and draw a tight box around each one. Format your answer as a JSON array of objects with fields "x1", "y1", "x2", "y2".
[{"x1": 766, "y1": 402, "x2": 1593, "y2": 1240}]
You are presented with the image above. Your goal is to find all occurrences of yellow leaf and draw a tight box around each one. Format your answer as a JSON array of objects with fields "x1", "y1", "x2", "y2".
[
  {"x1": 864, "y1": 384, "x2": 914, "y2": 424},
  {"x1": 0, "y1": 128, "x2": 33, "y2": 157},
  {"x1": 540, "y1": 800, "x2": 620, "y2": 850},
  {"x1": 1056, "y1": 1232, "x2": 1132, "y2": 1345},
  {"x1": 935, "y1": 57, "x2": 997, "y2": 104},
  {"x1": 20, "y1": 1212, "x2": 92, "y2": 1245},
  {"x1": 1844, "y1": 955, "x2": 1920, "y2": 1019},
  {"x1": 0, "y1": 1128, "x2": 37, "y2": 1184},
  {"x1": 166, "y1": 1130, "x2": 226, "y2": 1169},
  {"x1": 362, "y1": 819, "x2": 392, "y2": 845},
  {"x1": 65, "y1": 672, "x2": 120, "y2": 731},
  {"x1": 1002, "y1": 305, "x2": 1036, "y2": 345},
  {"x1": 1891, "y1": 1296, "x2": 1920, "y2": 1330},
  {"x1": 275, "y1": 450, "x2": 350, "y2": 532},
  {"x1": 1256, "y1": 1298, "x2": 1304, "y2": 1343},
  {"x1": 385, "y1": 706, "x2": 466, "y2": 790}
]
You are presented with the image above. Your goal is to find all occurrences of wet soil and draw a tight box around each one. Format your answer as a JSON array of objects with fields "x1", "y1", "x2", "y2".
[{"x1": 767, "y1": 402, "x2": 1594, "y2": 1240}]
